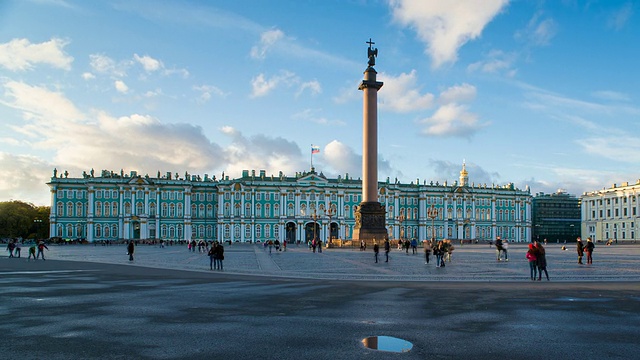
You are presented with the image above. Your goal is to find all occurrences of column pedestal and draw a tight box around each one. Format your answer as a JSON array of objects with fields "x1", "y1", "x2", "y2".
[{"x1": 352, "y1": 202, "x2": 388, "y2": 246}]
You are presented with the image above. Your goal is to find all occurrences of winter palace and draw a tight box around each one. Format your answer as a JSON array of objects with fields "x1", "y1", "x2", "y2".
[{"x1": 47, "y1": 163, "x2": 533, "y2": 244}]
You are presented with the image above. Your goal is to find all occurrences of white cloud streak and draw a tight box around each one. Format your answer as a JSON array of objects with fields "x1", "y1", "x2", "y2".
[
  {"x1": 0, "y1": 38, "x2": 74, "y2": 71},
  {"x1": 389, "y1": 0, "x2": 509, "y2": 68}
]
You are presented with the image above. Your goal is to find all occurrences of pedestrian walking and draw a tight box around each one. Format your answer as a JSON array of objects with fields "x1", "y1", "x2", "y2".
[
  {"x1": 6, "y1": 240, "x2": 16, "y2": 258},
  {"x1": 502, "y1": 240, "x2": 509, "y2": 261},
  {"x1": 14, "y1": 241, "x2": 21, "y2": 258},
  {"x1": 424, "y1": 241, "x2": 432, "y2": 264},
  {"x1": 127, "y1": 240, "x2": 135, "y2": 261},
  {"x1": 526, "y1": 243, "x2": 538, "y2": 281},
  {"x1": 28, "y1": 244, "x2": 36, "y2": 260},
  {"x1": 373, "y1": 241, "x2": 379, "y2": 263},
  {"x1": 411, "y1": 238, "x2": 418, "y2": 254},
  {"x1": 576, "y1": 237, "x2": 584, "y2": 264},
  {"x1": 36, "y1": 241, "x2": 49, "y2": 260},
  {"x1": 495, "y1": 236, "x2": 504, "y2": 261},
  {"x1": 584, "y1": 237, "x2": 595, "y2": 264},
  {"x1": 535, "y1": 241, "x2": 549, "y2": 281},
  {"x1": 384, "y1": 237, "x2": 390, "y2": 262}
]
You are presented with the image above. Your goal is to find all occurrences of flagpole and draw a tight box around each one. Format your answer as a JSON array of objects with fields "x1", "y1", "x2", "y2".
[{"x1": 310, "y1": 144, "x2": 313, "y2": 170}]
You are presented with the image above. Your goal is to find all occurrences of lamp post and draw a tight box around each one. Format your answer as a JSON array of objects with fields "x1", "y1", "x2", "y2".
[
  {"x1": 311, "y1": 208, "x2": 318, "y2": 243},
  {"x1": 326, "y1": 206, "x2": 336, "y2": 245},
  {"x1": 427, "y1": 204, "x2": 437, "y2": 242},
  {"x1": 33, "y1": 219, "x2": 43, "y2": 240},
  {"x1": 396, "y1": 214, "x2": 405, "y2": 241}
]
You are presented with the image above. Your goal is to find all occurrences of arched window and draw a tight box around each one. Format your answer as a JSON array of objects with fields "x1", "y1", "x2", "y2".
[
  {"x1": 104, "y1": 202, "x2": 111, "y2": 217},
  {"x1": 76, "y1": 202, "x2": 83, "y2": 217},
  {"x1": 256, "y1": 204, "x2": 262, "y2": 217},
  {"x1": 177, "y1": 203, "x2": 183, "y2": 217},
  {"x1": 95, "y1": 202, "x2": 102, "y2": 217},
  {"x1": 95, "y1": 224, "x2": 102, "y2": 238},
  {"x1": 124, "y1": 202, "x2": 131, "y2": 216},
  {"x1": 246, "y1": 203, "x2": 252, "y2": 217},
  {"x1": 136, "y1": 202, "x2": 144, "y2": 215},
  {"x1": 265, "y1": 204, "x2": 271, "y2": 218},
  {"x1": 199, "y1": 204, "x2": 205, "y2": 218},
  {"x1": 274, "y1": 224, "x2": 279, "y2": 239},
  {"x1": 104, "y1": 225, "x2": 110, "y2": 238},
  {"x1": 224, "y1": 224, "x2": 230, "y2": 240},
  {"x1": 288, "y1": 203, "x2": 294, "y2": 217},
  {"x1": 224, "y1": 203, "x2": 230, "y2": 217},
  {"x1": 274, "y1": 203, "x2": 279, "y2": 216},
  {"x1": 206, "y1": 225, "x2": 213, "y2": 238},
  {"x1": 112, "y1": 224, "x2": 117, "y2": 238},
  {"x1": 191, "y1": 204, "x2": 197, "y2": 218},
  {"x1": 234, "y1": 204, "x2": 241, "y2": 216},
  {"x1": 234, "y1": 224, "x2": 240, "y2": 238},
  {"x1": 245, "y1": 225, "x2": 251, "y2": 239},
  {"x1": 67, "y1": 202, "x2": 73, "y2": 216},
  {"x1": 256, "y1": 224, "x2": 262, "y2": 239},
  {"x1": 57, "y1": 224, "x2": 63, "y2": 237},
  {"x1": 161, "y1": 224, "x2": 167, "y2": 238},
  {"x1": 149, "y1": 202, "x2": 156, "y2": 216},
  {"x1": 57, "y1": 202, "x2": 64, "y2": 216},
  {"x1": 169, "y1": 226, "x2": 175, "y2": 239},
  {"x1": 207, "y1": 204, "x2": 213, "y2": 218},
  {"x1": 169, "y1": 204, "x2": 175, "y2": 218},
  {"x1": 112, "y1": 202, "x2": 118, "y2": 216},
  {"x1": 162, "y1": 204, "x2": 168, "y2": 217},
  {"x1": 177, "y1": 225, "x2": 183, "y2": 239},
  {"x1": 265, "y1": 224, "x2": 271, "y2": 238}
]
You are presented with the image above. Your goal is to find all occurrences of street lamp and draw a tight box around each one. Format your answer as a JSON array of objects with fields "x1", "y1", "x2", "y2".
[
  {"x1": 33, "y1": 219, "x2": 43, "y2": 240},
  {"x1": 311, "y1": 208, "x2": 318, "y2": 243},
  {"x1": 427, "y1": 204, "x2": 437, "y2": 242},
  {"x1": 326, "y1": 206, "x2": 336, "y2": 245},
  {"x1": 396, "y1": 214, "x2": 405, "y2": 241}
]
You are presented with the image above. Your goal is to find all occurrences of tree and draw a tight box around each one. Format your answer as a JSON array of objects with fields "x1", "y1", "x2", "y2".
[{"x1": 0, "y1": 201, "x2": 50, "y2": 239}]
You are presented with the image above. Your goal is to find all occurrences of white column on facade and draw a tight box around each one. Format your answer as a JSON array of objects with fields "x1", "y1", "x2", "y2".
[
  {"x1": 156, "y1": 189, "x2": 160, "y2": 240},
  {"x1": 49, "y1": 187, "x2": 57, "y2": 238}
]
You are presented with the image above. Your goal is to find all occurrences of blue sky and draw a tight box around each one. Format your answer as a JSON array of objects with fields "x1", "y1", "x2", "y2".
[{"x1": 1, "y1": 0, "x2": 639, "y2": 206}]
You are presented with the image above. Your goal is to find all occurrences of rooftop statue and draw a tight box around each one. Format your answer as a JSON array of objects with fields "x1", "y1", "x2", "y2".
[{"x1": 366, "y1": 38, "x2": 378, "y2": 67}]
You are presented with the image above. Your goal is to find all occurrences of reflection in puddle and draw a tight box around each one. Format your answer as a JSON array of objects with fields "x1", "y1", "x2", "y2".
[{"x1": 362, "y1": 336, "x2": 413, "y2": 353}]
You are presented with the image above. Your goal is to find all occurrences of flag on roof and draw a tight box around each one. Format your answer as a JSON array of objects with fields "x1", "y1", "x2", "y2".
[{"x1": 311, "y1": 145, "x2": 320, "y2": 154}]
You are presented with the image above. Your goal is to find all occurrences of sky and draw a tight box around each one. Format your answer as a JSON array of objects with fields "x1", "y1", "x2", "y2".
[{"x1": 1, "y1": 0, "x2": 639, "y2": 206}]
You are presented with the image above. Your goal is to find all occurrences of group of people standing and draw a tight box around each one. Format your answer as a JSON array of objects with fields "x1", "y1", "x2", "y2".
[
  {"x1": 576, "y1": 237, "x2": 595, "y2": 264},
  {"x1": 6, "y1": 240, "x2": 48, "y2": 260},
  {"x1": 208, "y1": 241, "x2": 225, "y2": 270},
  {"x1": 525, "y1": 241, "x2": 550, "y2": 281}
]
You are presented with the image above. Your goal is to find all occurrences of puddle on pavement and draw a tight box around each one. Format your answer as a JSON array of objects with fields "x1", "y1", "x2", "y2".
[{"x1": 362, "y1": 336, "x2": 413, "y2": 353}]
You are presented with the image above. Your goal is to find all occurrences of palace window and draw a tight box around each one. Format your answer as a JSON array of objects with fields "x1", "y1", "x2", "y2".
[
  {"x1": 169, "y1": 204, "x2": 175, "y2": 218},
  {"x1": 247, "y1": 203, "x2": 253, "y2": 217},
  {"x1": 95, "y1": 202, "x2": 102, "y2": 217},
  {"x1": 124, "y1": 203, "x2": 131, "y2": 216},
  {"x1": 245, "y1": 224, "x2": 251, "y2": 239},
  {"x1": 177, "y1": 203, "x2": 183, "y2": 217},
  {"x1": 274, "y1": 224, "x2": 279, "y2": 239},
  {"x1": 104, "y1": 203, "x2": 111, "y2": 217},
  {"x1": 256, "y1": 224, "x2": 262, "y2": 239},
  {"x1": 265, "y1": 204, "x2": 271, "y2": 218},
  {"x1": 95, "y1": 224, "x2": 102, "y2": 238},
  {"x1": 136, "y1": 203, "x2": 144, "y2": 215}
]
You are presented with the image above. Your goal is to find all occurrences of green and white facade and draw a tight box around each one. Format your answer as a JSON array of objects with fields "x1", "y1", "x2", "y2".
[{"x1": 47, "y1": 164, "x2": 532, "y2": 243}]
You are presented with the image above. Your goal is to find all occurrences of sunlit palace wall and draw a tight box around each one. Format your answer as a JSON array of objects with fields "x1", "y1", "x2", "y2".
[
  {"x1": 581, "y1": 180, "x2": 640, "y2": 243},
  {"x1": 47, "y1": 164, "x2": 532, "y2": 243}
]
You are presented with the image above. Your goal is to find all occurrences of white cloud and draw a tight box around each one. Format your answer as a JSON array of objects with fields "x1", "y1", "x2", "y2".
[
  {"x1": 592, "y1": 90, "x2": 630, "y2": 102},
  {"x1": 419, "y1": 103, "x2": 488, "y2": 137},
  {"x1": 378, "y1": 70, "x2": 434, "y2": 112},
  {"x1": 438, "y1": 83, "x2": 476, "y2": 104},
  {"x1": 114, "y1": 80, "x2": 129, "y2": 93},
  {"x1": 249, "y1": 71, "x2": 297, "y2": 98},
  {"x1": 0, "y1": 38, "x2": 73, "y2": 71},
  {"x1": 218, "y1": 126, "x2": 306, "y2": 177},
  {"x1": 607, "y1": 2, "x2": 633, "y2": 30},
  {"x1": 323, "y1": 140, "x2": 362, "y2": 177},
  {"x1": 291, "y1": 108, "x2": 345, "y2": 126},
  {"x1": 250, "y1": 28, "x2": 285, "y2": 59},
  {"x1": 467, "y1": 50, "x2": 517, "y2": 76},
  {"x1": 0, "y1": 152, "x2": 53, "y2": 205},
  {"x1": 193, "y1": 84, "x2": 226, "y2": 103},
  {"x1": 390, "y1": 0, "x2": 509, "y2": 68},
  {"x1": 296, "y1": 80, "x2": 322, "y2": 97},
  {"x1": 89, "y1": 53, "x2": 128, "y2": 77},
  {"x1": 81, "y1": 72, "x2": 95, "y2": 80},
  {"x1": 1, "y1": 81, "x2": 84, "y2": 123},
  {"x1": 516, "y1": 12, "x2": 558, "y2": 46},
  {"x1": 133, "y1": 54, "x2": 163, "y2": 72}
]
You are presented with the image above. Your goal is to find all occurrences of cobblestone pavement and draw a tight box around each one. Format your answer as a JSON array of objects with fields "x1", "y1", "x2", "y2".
[{"x1": 29, "y1": 242, "x2": 640, "y2": 282}]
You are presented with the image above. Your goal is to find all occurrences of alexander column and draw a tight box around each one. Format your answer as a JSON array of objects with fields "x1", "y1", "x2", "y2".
[{"x1": 352, "y1": 39, "x2": 388, "y2": 245}]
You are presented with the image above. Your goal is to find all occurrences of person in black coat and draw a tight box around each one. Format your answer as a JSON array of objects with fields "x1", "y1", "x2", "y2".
[
  {"x1": 576, "y1": 237, "x2": 584, "y2": 264},
  {"x1": 127, "y1": 241, "x2": 135, "y2": 261}
]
